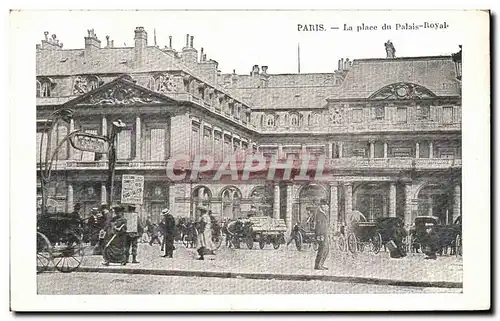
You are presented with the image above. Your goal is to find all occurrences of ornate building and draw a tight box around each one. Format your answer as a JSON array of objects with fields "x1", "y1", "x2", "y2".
[{"x1": 36, "y1": 27, "x2": 462, "y2": 233}]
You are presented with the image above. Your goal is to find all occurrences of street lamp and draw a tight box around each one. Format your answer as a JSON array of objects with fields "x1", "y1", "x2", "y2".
[
  {"x1": 38, "y1": 108, "x2": 75, "y2": 214},
  {"x1": 452, "y1": 45, "x2": 462, "y2": 81},
  {"x1": 106, "y1": 119, "x2": 127, "y2": 206}
]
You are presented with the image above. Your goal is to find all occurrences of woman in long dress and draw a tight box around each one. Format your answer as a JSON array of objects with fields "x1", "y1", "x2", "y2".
[
  {"x1": 196, "y1": 206, "x2": 215, "y2": 260},
  {"x1": 102, "y1": 206, "x2": 128, "y2": 266}
]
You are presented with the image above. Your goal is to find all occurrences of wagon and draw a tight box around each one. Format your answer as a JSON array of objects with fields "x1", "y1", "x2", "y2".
[
  {"x1": 291, "y1": 223, "x2": 319, "y2": 251},
  {"x1": 244, "y1": 216, "x2": 287, "y2": 250},
  {"x1": 346, "y1": 221, "x2": 383, "y2": 254},
  {"x1": 36, "y1": 213, "x2": 85, "y2": 273},
  {"x1": 408, "y1": 216, "x2": 441, "y2": 254},
  {"x1": 409, "y1": 215, "x2": 462, "y2": 257}
]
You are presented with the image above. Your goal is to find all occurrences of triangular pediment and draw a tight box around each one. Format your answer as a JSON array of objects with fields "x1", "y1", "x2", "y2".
[
  {"x1": 369, "y1": 82, "x2": 437, "y2": 100},
  {"x1": 63, "y1": 75, "x2": 178, "y2": 107}
]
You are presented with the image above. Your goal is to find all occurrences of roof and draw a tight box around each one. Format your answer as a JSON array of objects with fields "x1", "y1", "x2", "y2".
[
  {"x1": 220, "y1": 72, "x2": 340, "y2": 88},
  {"x1": 36, "y1": 46, "x2": 183, "y2": 76},
  {"x1": 335, "y1": 56, "x2": 460, "y2": 99}
]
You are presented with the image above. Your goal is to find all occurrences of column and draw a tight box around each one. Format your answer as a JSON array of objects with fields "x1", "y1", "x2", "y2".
[
  {"x1": 285, "y1": 183, "x2": 293, "y2": 234},
  {"x1": 100, "y1": 182, "x2": 107, "y2": 205},
  {"x1": 329, "y1": 182, "x2": 339, "y2": 234},
  {"x1": 344, "y1": 183, "x2": 353, "y2": 217},
  {"x1": 212, "y1": 128, "x2": 216, "y2": 157},
  {"x1": 101, "y1": 117, "x2": 107, "y2": 160},
  {"x1": 199, "y1": 121, "x2": 204, "y2": 154},
  {"x1": 415, "y1": 141, "x2": 420, "y2": 159},
  {"x1": 338, "y1": 142, "x2": 343, "y2": 158},
  {"x1": 369, "y1": 141, "x2": 375, "y2": 159},
  {"x1": 66, "y1": 183, "x2": 74, "y2": 212},
  {"x1": 383, "y1": 141, "x2": 388, "y2": 158},
  {"x1": 169, "y1": 184, "x2": 176, "y2": 214},
  {"x1": 404, "y1": 183, "x2": 412, "y2": 228},
  {"x1": 328, "y1": 142, "x2": 333, "y2": 158},
  {"x1": 278, "y1": 144, "x2": 283, "y2": 159},
  {"x1": 135, "y1": 115, "x2": 141, "y2": 160},
  {"x1": 389, "y1": 183, "x2": 396, "y2": 217},
  {"x1": 429, "y1": 141, "x2": 434, "y2": 158},
  {"x1": 273, "y1": 183, "x2": 280, "y2": 219},
  {"x1": 453, "y1": 184, "x2": 461, "y2": 222},
  {"x1": 428, "y1": 195, "x2": 433, "y2": 216},
  {"x1": 68, "y1": 119, "x2": 75, "y2": 159}
]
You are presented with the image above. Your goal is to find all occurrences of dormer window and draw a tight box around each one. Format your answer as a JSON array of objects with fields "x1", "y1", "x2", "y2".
[
  {"x1": 36, "y1": 77, "x2": 56, "y2": 97},
  {"x1": 290, "y1": 113, "x2": 299, "y2": 127},
  {"x1": 416, "y1": 105, "x2": 431, "y2": 120},
  {"x1": 266, "y1": 114, "x2": 275, "y2": 127}
]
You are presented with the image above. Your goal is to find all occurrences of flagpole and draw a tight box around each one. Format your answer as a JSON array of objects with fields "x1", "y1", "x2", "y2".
[{"x1": 297, "y1": 43, "x2": 301, "y2": 74}]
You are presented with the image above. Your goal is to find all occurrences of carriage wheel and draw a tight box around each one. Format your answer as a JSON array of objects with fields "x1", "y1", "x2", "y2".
[
  {"x1": 37, "y1": 232, "x2": 52, "y2": 274},
  {"x1": 337, "y1": 234, "x2": 347, "y2": 252},
  {"x1": 347, "y1": 233, "x2": 357, "y2": 254},
  {"x1": 212, "y1": 229, "x2": 223, "y2": 250},
  {"x1": 456, "y1": 234, "x2": 462, "y2": 257},
  {"x1": 246, "y1": 234, "x2": 254, "y2": 250},
  {"x1": 232, "y1": 235, "x2": 240, "y2": 249},
  {"x1": 372, "y1": 233, "x2": 382, "y2": 254},
  {"x1": 272, "y1": 236, "x2": 281, "y2": 250},
  {"x1": 182, "y1": 234, "x2": 189, "y2": 248},
  {"x1": 52, "y1": 232, "x2": 84, "y2": 273},
  {"x1": 259, "y1": 235, "x2": 266, "y2": 250},
  {"x1": 294, "y1": 231, "x2": 303, "y2": 251}
]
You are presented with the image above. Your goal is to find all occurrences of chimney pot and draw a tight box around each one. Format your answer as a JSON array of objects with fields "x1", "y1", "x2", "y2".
[
  {"x1": 186, "y1": 34, "x2": 189, "y2": 47},
  {"x1": 169, "y1": 36, "x2": 172, "y2": 48},
  {"x1": 262, "y1": 66, "x2": 268, "y2": 75},
  {"x1": 190, "y1": 36, "x2": 194, "y2": 48},
  {"x1": 44, "y1": 31, "x2": 49, "y2": 41}
]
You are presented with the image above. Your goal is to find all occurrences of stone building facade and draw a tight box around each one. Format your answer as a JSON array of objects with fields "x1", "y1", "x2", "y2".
[{"x1": 36, "y1": 27, "x2": 462, "y2": 233}]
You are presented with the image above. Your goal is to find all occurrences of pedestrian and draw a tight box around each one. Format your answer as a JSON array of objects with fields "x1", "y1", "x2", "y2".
[
  {"x1": 88, "y1": 208, "x2": 100, "y2": 246},
  {"x1": 424, "y1": 227, "x2": 439, "y2": 260},
  {"x1": 196, "y1": 205, "x2": 215, "y2": 260},
  {"x1": 102, "y1": 205, "x2": 128, "y2": 266},
  {"x1": 124, "y1": 205, "x2": 143, "y2": 264},
  {"x1": 160, "y1": 208, "x2": 176, "y2": 258},
  {"x1": 314, "y1": 199, "x2": 330, "y2": 270}
]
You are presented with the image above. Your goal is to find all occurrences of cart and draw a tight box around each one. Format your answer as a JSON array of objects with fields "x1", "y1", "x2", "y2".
[
  {"x1": 346, "y1": 221, "x2": 383, "y2": 254},
  {"x1": 36, "y1": 213, "x2": 85, "y2": 273},
  {"x1": 244, "y1": 216, "x2": 287, "y2": 250},
  {"x1": 291, "y1": 223, "x2": 319, "y2": 251}
]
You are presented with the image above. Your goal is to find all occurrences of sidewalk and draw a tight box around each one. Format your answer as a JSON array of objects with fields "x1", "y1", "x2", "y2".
[{"x1": 71, "y1": 242, "x2": 463, "y2": 288}]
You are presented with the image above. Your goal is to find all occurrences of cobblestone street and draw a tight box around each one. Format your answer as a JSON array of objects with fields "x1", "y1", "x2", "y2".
[
  {"x1": 37, "y1": 271, "x2": 461, "y2": 295},
  {"x1": 37, "y1": 241, "x2": 463, "y2": 294}
]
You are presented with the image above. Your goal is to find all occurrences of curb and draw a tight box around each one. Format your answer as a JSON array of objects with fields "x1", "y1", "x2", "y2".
[{"x1": 45, "y1": 266, "x2": 463, "y2": 289}]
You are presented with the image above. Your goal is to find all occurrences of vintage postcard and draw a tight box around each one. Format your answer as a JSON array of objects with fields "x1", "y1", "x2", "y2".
[{"x1": 9, "y1": 9, "x2": 490, "y2": 311}]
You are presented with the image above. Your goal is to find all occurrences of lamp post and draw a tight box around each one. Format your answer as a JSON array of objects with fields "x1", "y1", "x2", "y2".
[
  {"x1": 38, "y1": 108, "x2": 74, "y2": 215},
  {"x1": 106, "y1": 119, "x2": 127, "y2": 206}
]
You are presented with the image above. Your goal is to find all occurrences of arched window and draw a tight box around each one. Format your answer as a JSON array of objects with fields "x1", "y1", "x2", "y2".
[
  {"x1": 221, "y1": 186, "x2": 242, "y2": 220},
  {"x1": 312, "y1": 113, "x2": 322, "y2": 125},
  {"x1": 147, "y1": 76, "x2": 156, "y2": 91},
  {"x1": 290, "y1": 113, "x2": 300, "y2": 127},
  {"x1": 36, "y1": 80, "x2": 42, "y2": 97},
  {"x1": 266, "y1": 114, "x2": 275, "y2": 127}
]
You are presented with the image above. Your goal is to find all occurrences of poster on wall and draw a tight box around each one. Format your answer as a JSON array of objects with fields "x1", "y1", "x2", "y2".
[{"x1": 121, "y1": 174, "x2": 144, "y2": 205}]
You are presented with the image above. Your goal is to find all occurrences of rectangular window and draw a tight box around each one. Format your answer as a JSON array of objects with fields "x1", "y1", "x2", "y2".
[
  {"x1": 442, "y1": 107, "x2": 454, "y2": 124},
  {"x1": 396, "y1": 107, "x2": 407, "y2": 123},
  {"x1": 150, "y1": 128, "x2": 165, "y2": 161},
  {"x1": 191, "y1": 125, "x2": 200, "y2": 156},
  {"x1": 81, "y1": 129, "x2": 98, "y2": 161},
  {"x1": 352, "y1": 109, "x2": 363, "y2": 123},
  {"x1": 203, "y1": 128, "x2": 212, "y2": 154},
  {"x1": 36, "y1": 131, "x2": 48, "y2": 163},
  {"x1": 116, "y1": 129, "x2": 132, "y2": 160},
  {"x1": 214, "y1": 132, "x2": 223, "y2": 162}
]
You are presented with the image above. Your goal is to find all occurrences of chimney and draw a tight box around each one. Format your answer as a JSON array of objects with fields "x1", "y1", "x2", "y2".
[
  {"x1": 344, "y1": 58, "x2": 350, "y2": 70},
  {"x1": 134, "y1": 27, "x2": 148, "y2": 67},
  {"x1": 38, "y1": 31, "x2": 63, "y2": 50},
  {"x1": 251, "y1": 65, "x2": 260, "y2": 76},
  {"x1": 385, "y1": 40, "x2": 396, "y2": 58},
  {"x1": 163, "y1": 35, "x2": 176, "y2": 56},
  {"x1": 261, "y1": 66, "x2": 268, "y2": 75},
  {"x1": 200, "y1": 47, "x2": 204, "y2": 62},
  {"x1": 181, "y1": 33, "x2": 198, "y2": 68},
  {"x1": 84, "y1": 29, "x2": 101, "y2": 58},
  {"x1": 105, "y1": 35, "x2": 114, "y2": 48},
  {"x1": 340, "y1": 58, "x2": 344, "y2": 71}
]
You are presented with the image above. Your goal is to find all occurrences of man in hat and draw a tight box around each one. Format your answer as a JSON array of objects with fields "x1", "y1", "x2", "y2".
[
  {"x1": 88, "y1": 207, "x2": 101, "y2": 246},
  {"x1": 124, "y1": 204, "x2": 143, "y2": 264},
  {"x1": 314, "y1": 199, "x2": 330, "y2": 270},
  {"x1": 196, "y1": 205, "x2": 215, "y2": 260},
  {"x1": 160, "y1": 208, "x2": 176, "y2": 258}
]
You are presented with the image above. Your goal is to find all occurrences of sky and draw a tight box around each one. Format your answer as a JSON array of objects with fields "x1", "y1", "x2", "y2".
[{"x1": 21, "y1": 10, "x2": 467, "y2": 74}]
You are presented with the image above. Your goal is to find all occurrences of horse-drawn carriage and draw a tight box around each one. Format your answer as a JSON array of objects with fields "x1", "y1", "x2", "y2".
[
  {"x1": 176, "y1": 216, "x2": 223, "y2": 250},
  {"x1": 409, "y1": 215, "x2": 462, "y2": 256},
  {"x1": 36, "y1": 213, "x2": 85, "y2": 273},
  {"x1": 346, "y1": 220, "x2": 383, "y2": 254},
  {"x1": 224, "y1": 216, "x2": 286, "y2": 250}
]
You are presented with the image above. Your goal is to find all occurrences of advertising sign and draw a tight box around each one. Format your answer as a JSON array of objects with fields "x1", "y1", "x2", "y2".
[
  {"x1": 70, "y1": 133, "x2": 109, "y2": 154},
  {"x1": 121, "y1": 175, "x2": 144, "y2": 205}
]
